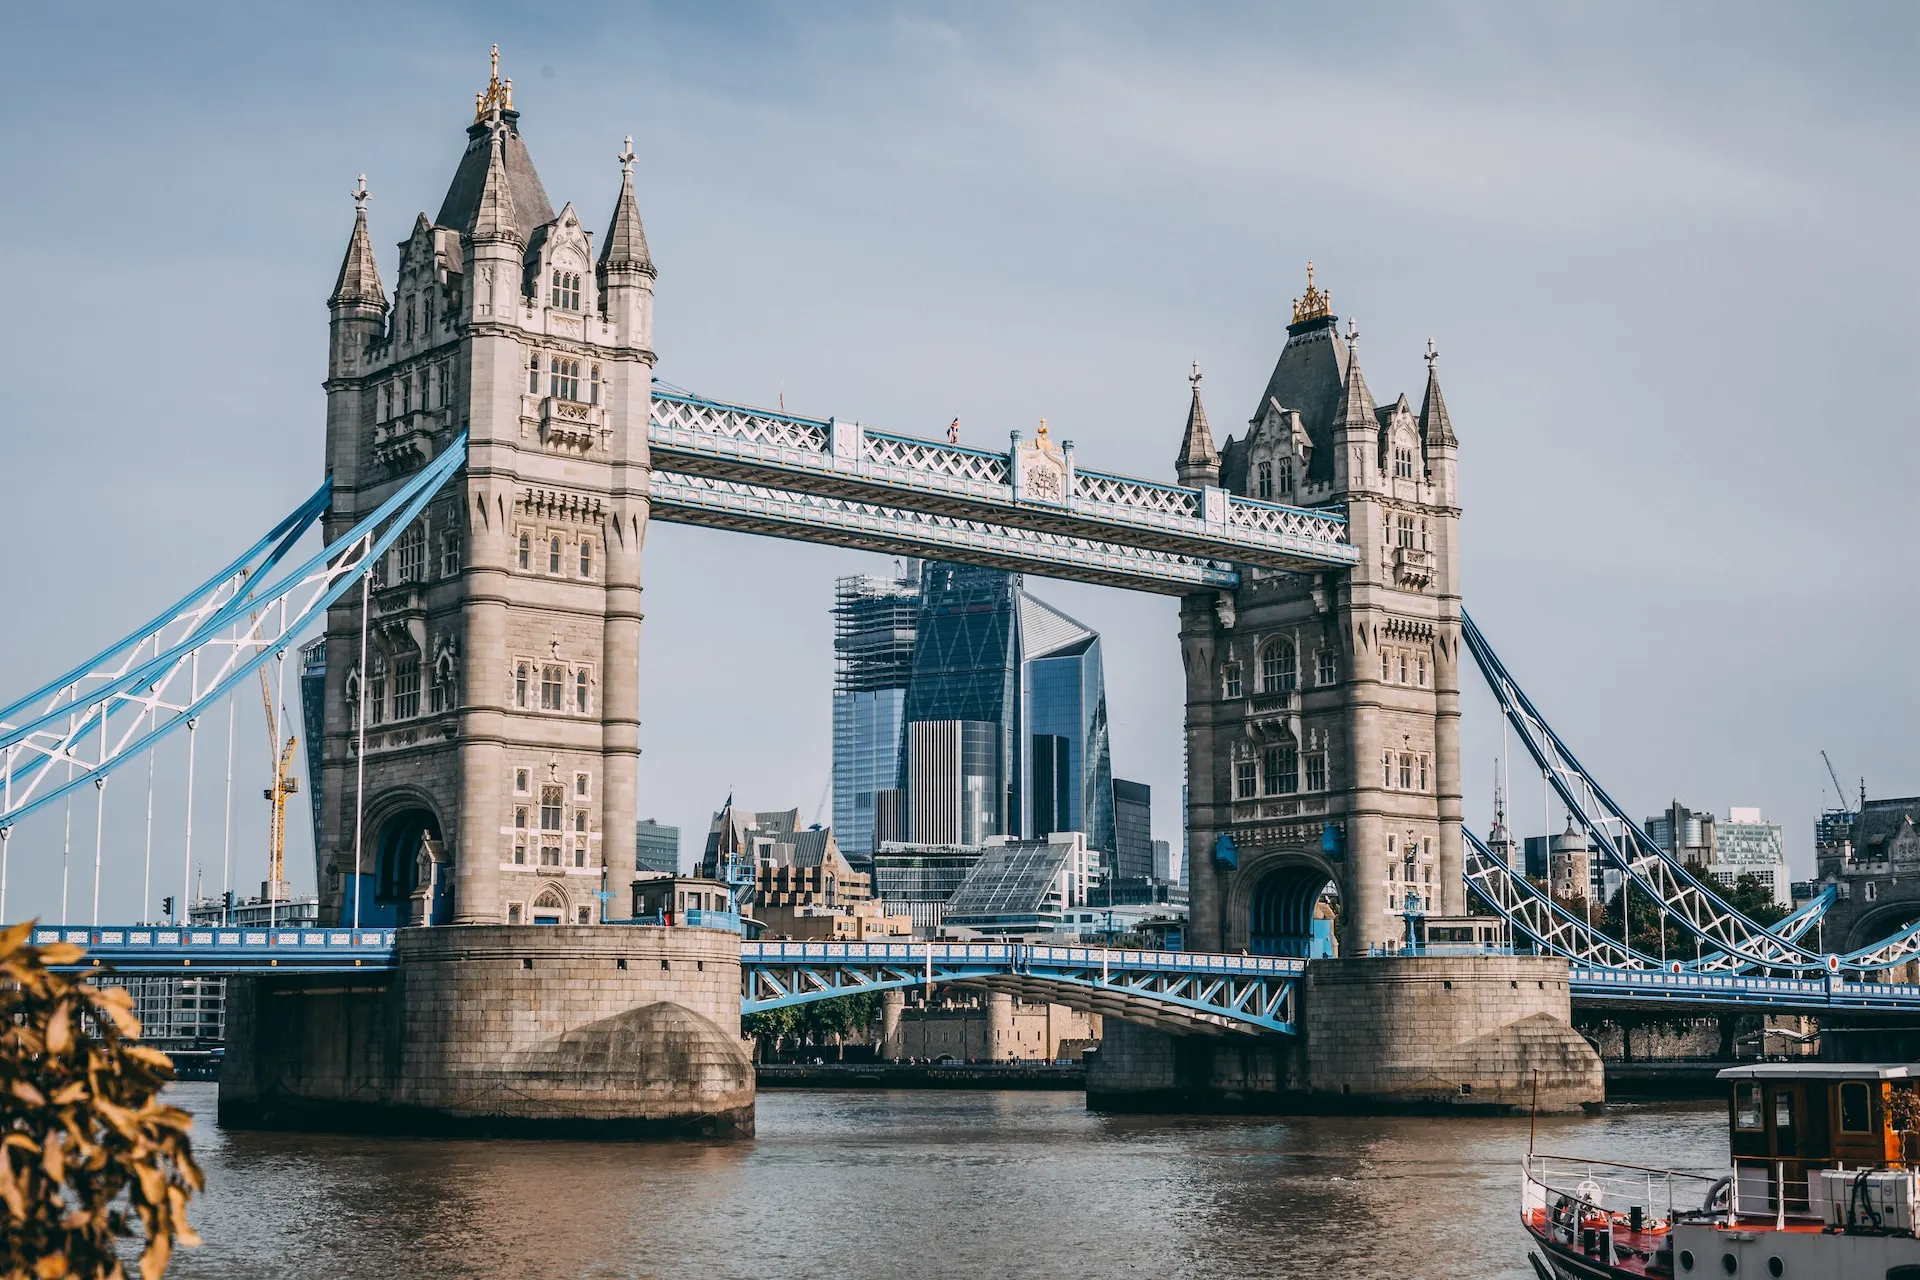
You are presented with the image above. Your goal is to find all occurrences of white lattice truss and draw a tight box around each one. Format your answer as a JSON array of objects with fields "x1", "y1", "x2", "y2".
[
  {"x1": 648, "y1": 389, "x2": 1358, "y2": 572},
  {"x1": 1462, "y1": 610, "x2": 1920, "y2": 975},
  {"x1": 647, "y1": 471, "x2": 1240, "y2": 593},
  {"x1": 1462, "y1": 827, "x2": 1832, "y2": 974},
  {"x1": 0, "y1": 439, "x2": 467, "y2": 829},
  {"x1": 740, "y1": 942, "x2": 1300, "y2": 1035}
]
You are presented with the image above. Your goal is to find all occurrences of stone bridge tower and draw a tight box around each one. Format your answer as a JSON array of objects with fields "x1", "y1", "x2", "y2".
[
  {"x1": 315, "y1": 56, "x2": 654, "y2": 927},
  {"x1": 1179, "y1": 269, "x2": 1463, "y2": 956}
]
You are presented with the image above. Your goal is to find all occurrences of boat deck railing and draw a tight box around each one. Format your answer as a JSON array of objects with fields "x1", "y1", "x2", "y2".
[{"x1": 1523, "y1": 1153, "x2": 1721, "y2": 1269}]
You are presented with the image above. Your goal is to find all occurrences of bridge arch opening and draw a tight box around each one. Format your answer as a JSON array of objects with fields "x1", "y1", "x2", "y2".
[
  {"x1": 370, "y1": 806, "x2": 441, "y2": 925},
  {"x1": 531, "y1": 885, "x2": 568, "y2": 925},
  {"x1": 1246, "y1": 860, "x2": 1337, "y2": 958}
]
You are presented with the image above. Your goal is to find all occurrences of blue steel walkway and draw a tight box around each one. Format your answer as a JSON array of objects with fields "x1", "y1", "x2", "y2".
[{"x1": 36, "y1": 926, "x2": 1920, "y2": 1024}]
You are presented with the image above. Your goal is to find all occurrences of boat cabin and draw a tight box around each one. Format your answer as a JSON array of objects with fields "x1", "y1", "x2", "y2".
[{"x1": 1721, "y1": 1062, "x2": 1920, "y2": 1172}]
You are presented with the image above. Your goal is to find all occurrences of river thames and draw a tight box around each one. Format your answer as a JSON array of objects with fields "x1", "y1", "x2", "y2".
[{"x1": 165, "y1": 1084, "x2": 1724, "y2": 1279}]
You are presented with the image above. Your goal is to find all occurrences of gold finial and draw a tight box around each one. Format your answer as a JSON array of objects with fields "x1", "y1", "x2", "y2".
[
  {"x1": 1291, "y1": 259, "x2": 1331, "y2": 324},
  {"x1": 1037, "y1": 416, "x2": 1050, "y2": 443},
  {"x1": 474, "y1": 45, "x2": 513, "y2": 123}
]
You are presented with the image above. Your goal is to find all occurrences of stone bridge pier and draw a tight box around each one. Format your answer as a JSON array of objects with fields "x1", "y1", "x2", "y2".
[{"x1": 219, "y1": 926, "x2": 755, "y2": 1138}]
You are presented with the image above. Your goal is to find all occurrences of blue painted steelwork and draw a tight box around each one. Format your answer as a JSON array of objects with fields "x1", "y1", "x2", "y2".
[
  {"x1": 0, "y1": 439, "x2": 467, "y2": 829},
  {"x1": 647, "y1": 470, "x2": 1241, "y2": 594},
  {"x1": 647, "y1": 387, "x2": 1359, "y2": 581},
  {"x1": 1459, "y1": 610, "x2": 1920, "y2": 973},
  {"x1": 1570, "y1": 966, "x2": 1920, "y2": 1013},
  {"x1": 739, "y1": 939, "x2": 1301, "y2": 1034},
  {"x1": 34, "y1": 925, "x2": 395, "y2": 974}
]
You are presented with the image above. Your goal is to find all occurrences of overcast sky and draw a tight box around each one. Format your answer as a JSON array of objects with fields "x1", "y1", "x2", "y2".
[{"x1": 0, "y1": 2, "x2": 1913, "y2": 921}]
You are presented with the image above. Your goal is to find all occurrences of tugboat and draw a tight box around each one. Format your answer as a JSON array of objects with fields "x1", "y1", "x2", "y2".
[{"x1": 1522, "y1": 1063, "x2": 1920, "y2": 1278}]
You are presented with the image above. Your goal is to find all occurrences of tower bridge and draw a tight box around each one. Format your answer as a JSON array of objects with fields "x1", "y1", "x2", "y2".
[{"x1": 7, "y1": 56, "x2": 1920, "y2": 1133}]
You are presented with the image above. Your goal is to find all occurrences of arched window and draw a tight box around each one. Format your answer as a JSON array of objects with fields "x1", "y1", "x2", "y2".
[
  {"x1": 531, "y1": 885, "x2": 566, "y2": 923},
  {"x1": 549, "y1": 357, "x2": 580, "y2": 402},
  {"x1": 1259, "y1": 638, "x2": 1296, "y2": 694},
  {"x1": 579, "y1": 539, "x2": 592, "y2": 578},
  {"x1": 514, "y1": 662, "x2": 528, "y2": 708},
  {"x1": 528, "y1": 350, "x2": 541, "y2": 395},
  {"x1": 574, "y1": 670, "x2": 589, "y2": 713},
  {"x1": 589, "y1": 364, "x2": 601, "y2": 405},
  {"x1": 549, "y1": 269, "x2": 581, "y2": 311},
  {"x1": 1394, "y1": 446, "x2": 1415, "y2": 480},
  {"x1": 1278, "y1": 458, "x2": 1293, "y2": 494},
  {"x1": 548, "y1": 537, "x2": 561, "y2": 574},
  {"x1": 1223, "y1": 662, "x2": 1242, "y2": 700},
  {"x1": 345, "y1": 668, "x2": 361, "y2": 731},
  {"x1": 1257, "y1": 461, "x2": 1273, "y2": 499},
  {"x1": 541, "y1": 665, "x2": 564, "y2": 710},
  {"x1": 516, "y1": 532, "x2": 530, "y2": 570}
]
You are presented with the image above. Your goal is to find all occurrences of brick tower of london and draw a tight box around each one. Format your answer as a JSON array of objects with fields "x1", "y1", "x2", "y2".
[
  {"x1": 315, "y1": 52, "x2": 652, "y2": 927},
  {"x1": 1176, "y1": 267, "x2": 1464, "y2": 957}
]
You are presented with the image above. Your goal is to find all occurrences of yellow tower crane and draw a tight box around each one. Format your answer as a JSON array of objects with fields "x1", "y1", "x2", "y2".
[{"x1": 259, "y1": 660, "x2": 298, "y2": 901}]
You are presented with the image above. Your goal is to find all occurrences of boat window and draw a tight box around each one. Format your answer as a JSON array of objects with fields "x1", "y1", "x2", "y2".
[
  {"x1": 1736, "y1": 1084, "x2": 1763, "y2": 1130},
  {"x1": 1840, "y1": 1081, "x2": 1871, "y2": 1133},
  {"x1": 1773, "y1": 1091, "x2": 1793, "y2": 1130}
]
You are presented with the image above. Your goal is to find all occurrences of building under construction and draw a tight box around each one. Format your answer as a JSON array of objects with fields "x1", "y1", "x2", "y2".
[{"x1": 831, "y1": 563, "x2": 921, "y2": 860}]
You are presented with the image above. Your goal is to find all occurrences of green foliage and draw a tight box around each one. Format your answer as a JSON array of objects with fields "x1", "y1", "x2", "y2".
[
  {"x1": 743, "y1": 992, "x2": 884, "y2": 1054},
  {"x1": 0, "y1": 921, "x2": 204, "y2": 1280}
]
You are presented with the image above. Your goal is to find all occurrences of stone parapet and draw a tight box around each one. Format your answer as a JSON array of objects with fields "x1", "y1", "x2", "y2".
[{"x1": 220, "y1": 924, "x2": 753, "y2": 1138}]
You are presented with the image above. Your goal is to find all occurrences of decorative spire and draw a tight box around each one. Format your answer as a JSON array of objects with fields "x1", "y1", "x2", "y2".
[
  {"x1": 1330, "y1": 319, "x2": 1378, "y2": 437},
  {"x1": 1291, "y1": 261, "x2": 1330, "y2": 324},
  {"x1": 598, "y1": 134, "x2": 654, "y2": 275},
  {"x1": 1175, "y1": 360, "x2": 1220, "y2": 486},
  {"x1": 468, "y1": 121, "x2": 521, "y2": 243},
  {"x1": 473, "y1": 44, "x2": 513, "y2": 123},
  {"x1": 1418, "y1": 337, "x2": 1458, "y2": 448},
  {"x1": 329, "y1": 175, "x2": 386, "y2": 310}
]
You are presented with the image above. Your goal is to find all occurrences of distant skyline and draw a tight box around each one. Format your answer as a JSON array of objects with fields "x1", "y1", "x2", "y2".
[{"x1": 0, "y1": 2, "x2": 1913, "y2": 920}]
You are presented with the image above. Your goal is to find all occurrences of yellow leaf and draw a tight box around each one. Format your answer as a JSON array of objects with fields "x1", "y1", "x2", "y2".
[
  {"x1": 138, "y1": 1232, "x2": 172, "y2": 1280},
  {"x1": 39, "y1": 1136, "x2": 62, "y2": 1185},
  {"x1": 48, "y1": 1082, "x2": 86, "y2": 1107},
  {"x1": 122, "y1": 1045, "x2": 173, "y2": 1072},
  {"x1": 44, "y1": 1003, "x2": 71, "y2": 1056},
  {"x1": 35, "y1": 943, "x2": 84, "y2": 966},
  {"x1": 10, "y1": 1081, "x2": 45, "y2": 1108},
  {"x1": 34, "y1": 1253, "x2": 69, "y2": 1278},
  {"x1": 0, "y1": 920, "x2": 33, "y2": 953}
]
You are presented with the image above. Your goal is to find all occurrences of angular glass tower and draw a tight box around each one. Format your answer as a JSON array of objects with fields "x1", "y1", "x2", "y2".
[
  {"x1": 831, "y1": 565, "x2": 921, "y2": 860},
  {"x1": 1020, "y1": 594, "x2": 1115, "y2": 857},
  {"x1": 900, "y1": 563, "x2": 1021, "y2": 843}
]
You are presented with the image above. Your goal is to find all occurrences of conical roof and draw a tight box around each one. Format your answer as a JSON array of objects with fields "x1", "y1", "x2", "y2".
[
  {"x1": 467, "y1": 122, "x2": 521, "y2": 242},
  {"x1": 437, "y1": 113, "x2": 553, "y2": 242},
  {"x1": 1419, "y1": 351, "x2": 1458, "y2": 448},
  {"x1": 600, "y1": 143, "x2": 653, "y2": 274},
  {"x1": 1175, "y1": 366, "x2": 1219, "y2": 475},
  {"x1": 329, "y1": 193, "x2": 386, "y2": 309},
  {"x1": 1329, "y1": 329, "x2": 1378, "y2": 437}
]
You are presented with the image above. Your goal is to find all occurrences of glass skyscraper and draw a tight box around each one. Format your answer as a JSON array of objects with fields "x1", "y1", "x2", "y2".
[
  {"x1": 831, "y1": 565, "x2": 921, "y2": 860},
  {"x1": 833, "y1": 559, "x2": 1118, "y2": 863},
  {"x1": 1021, "y1": 593, "x2": 1115, "y2": 857}
]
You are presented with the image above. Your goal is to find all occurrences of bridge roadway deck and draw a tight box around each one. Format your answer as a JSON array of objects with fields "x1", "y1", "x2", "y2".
[
  {"x1": 646, "y1": 390, "x2": 1360, "y2": 588},
  {"x1": 33, "y1": 928, "x2": 1920, "y2": 1019}
]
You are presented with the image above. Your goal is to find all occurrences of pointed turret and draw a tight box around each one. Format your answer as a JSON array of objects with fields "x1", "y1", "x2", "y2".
[
  {"x1": 330, "y1": 176, "x2": 386, "y2": 310},
  {"x1": 598, "y1": 136, "x2": 657, "y2": 352},
  {"x1": 1330, "y1": 321, "x2": 1379, "y2": 436},
  {"x1": 1175, "y1": 361, "x2": 1220, "y2": 488},
  {"x1": 599, "y1": 137, "x2": 653, "y2": 275},
  {"x1": 468, "y1": 122, "x2": 521, "y2": 243},
  {"x1": 1419, "y1": 339, "x2": 1457, "y2": 448}
]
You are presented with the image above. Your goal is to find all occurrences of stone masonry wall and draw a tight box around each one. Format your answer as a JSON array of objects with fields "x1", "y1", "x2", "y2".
[
  {"x1": 220, "y1": 924, "x2": 753, "y2": 1137},
  {"x1": 1303, "y1": 955, "x2": 1602, "y2": 1112}
]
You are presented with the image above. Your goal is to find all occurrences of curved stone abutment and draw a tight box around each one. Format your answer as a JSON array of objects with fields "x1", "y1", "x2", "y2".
[{"x1": 218, "y1": 925, "x2": 754, "y2": 1139}]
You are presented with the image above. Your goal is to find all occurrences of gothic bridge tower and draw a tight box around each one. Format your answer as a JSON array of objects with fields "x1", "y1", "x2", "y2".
[
  {"x1": 1178, "y1": 267, "x2": 1463, "y2": 956},
  {"x1": 316, "y1": 54, "x2": 655, "y2": 926}
]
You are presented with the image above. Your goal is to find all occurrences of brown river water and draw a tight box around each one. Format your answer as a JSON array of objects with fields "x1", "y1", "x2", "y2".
[{"x1": 161, "y1": 1084, "x2": 1726, "y2": 1280}]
